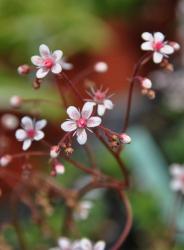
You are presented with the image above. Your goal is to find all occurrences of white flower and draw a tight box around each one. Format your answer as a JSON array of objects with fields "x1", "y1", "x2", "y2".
[
  {"x1": 61, "y1": 103, "x2": 102, "y2": 145},
  {"x1": 94, "y1": 62, "x2": 108, "y2": 73},
  {"x1": 170, "y1": 164, "x2": 184, "y2": 193},
  {"x1": 141, "y1": 32, "x2": 175, "y2": 64},
  {"x1": 31, "y1": 44, "x2": 63, "y2": 78},
  {"x1": 15, "y1": 116, "x2": 47, "y2": 151},
  {"x1": 74, "y1": 201, "x2": 93, "y2": 220},
  {"x1": 86, "y1": 87, "x2": 113, "y2": 116}
]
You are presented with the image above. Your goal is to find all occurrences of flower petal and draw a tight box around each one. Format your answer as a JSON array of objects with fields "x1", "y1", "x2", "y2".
[
  {"x1": 51, "y1": 63, "x2": 62, "y2": 74},
  {"x1": 170, "y1": 164, "x2": 183, "y2": 176},
  {"x1": 31, "y1": 56, "x2": 43, "y2": 66},
  {"x1": 87, "y1": 116, "x2": 102, "y2": 127},
  {"x1": 35, "y1": 119, "x2": 47, "y2": 130},
  {"x1": 58, "y1": 237, "x2": 71, "y2": 249},
  {"x1": 104, "y1": 99, "x2": 113, "y2": 109},
  {"x1": 97, "y1": 104, "x2": 106, "y2": 116},
  {"x1": 52, "y1": 50, "x2": 63, "y2": 61},
  {"x1": 170, "y1": 180, "x2": 182, "y2": 191},
  {"x1": 81, "y1": 102, "x2": 94, "y2": 119},
  {"x1": 15, "y1": 129, "x2": 27, "y2": 141},
  {"x1": 36, "y1": 68, "x2": 49, "y2": 78},
  {"x1": 61, "y1": 61, "x2": 73, "y2": 70},
  {"x1": 94, "y1": 241, "x2": 106, "y2": 250},
  {"x1": 67, "y1": 106, "x2": 80, "y2": 120},
  {"x1": 160, "y1": 45, "x2": 174, "y2": 55},
  {"x1": 153, "y1": 52, "x2": 163, "y2": 64},
  {"x1": 76, "y1": 129, "x2": 87, "y2": 145},
  {"x1": 141, "y1": 42, "x2": 153, "y2": 51},
  {"x1": 80, "y1": 238, "x2": 92, "y2": 250},
  {"x1": 39, "y1": 44, "x2": 51, "y2": 58},
  {"x1": 61, "y1": 120, "x2": 77, "y2": 132},
  {"x1": 21, "y1": 116, "x2": 34, "y2": 130},
  {"x1": 154, "y1": 32, "x2": 165, "y2": 42},
  {"x1": 23, "y1": 139, "x2": 32, "y2": 151},
  {"x1": 141, "y1": 32, "x2": 153, "y2": 41},
  {"x1": 34, "y1": 131, "x2": 44, "y2": 141}
]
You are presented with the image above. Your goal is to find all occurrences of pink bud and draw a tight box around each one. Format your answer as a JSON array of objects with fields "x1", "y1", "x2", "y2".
[
  {"x1": 50, "y1": 145, "x2": 60, "y2": 158},
  {"x1": 119, "y1": 133, "x2": 131, "y2": 144},
  {"x1": 55, "y1": 163, "x2": 65, "y2": 175},
  {"x1": 1, "y1": 114, "x2": 18, "y2": 130},
  {"x1": 0, "y1": 155, "x2": 12, "y2": 167},
  {"x1": 169, "y1": 41, "x2": 180, "y2": 51},
  {"x1": 17, "y1": 64, "x2": 30, "y2": 75},
  {"x1": 141, "y1": 78, "x2": 152, "y2": 89},
  {"x1": 10, "y1": 96, "x2": 22, "y2": 108},
  {"x1": 94, "y1": 62, "x2": 108, "y2": 73}
]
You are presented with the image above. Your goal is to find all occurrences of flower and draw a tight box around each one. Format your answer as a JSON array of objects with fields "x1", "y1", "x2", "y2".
[
  {"x1": 61, "y1": 103, "x2": 102, "y2": 145},
  {"x1": 141, "y1": 32, "x2": 175, "y2": 64},
  {"x1": 170, "y1": 164, "x2": 184, "y2": 193},
  {"x1": 17, "y1": 64, "x2": 30, "y2": 75},
  {"x1": 86, "y1": 87, "x2": 113, "y2": 116},
  {"x1": 74, "y1": 201, "x2": 93, "y2": 220},
  {"x1": 15, "y1": 116, "x2": 47, "y2": 150},
  {"x1": 119, "y1": 133, "x2": 131, "y2": 144},
  {"x1": 55, "y1": 162, "x2": 65, "y2": 175},
  {"x1": 31, "y1": 44, "x2": 63, "y2": 78},
  {"x1": 49, "y1": 237, "x2": 106, "y2": 250},
  {"x1": 1, "y1": 114, "x2": 19, "y2": 130},
  {"x1": 94, "y1": 62, "x2": 108, "y2": 73},
  {"x1": 140, "y1": 78, "x2": 152, "y2": 89},
  {"x1": 50, "y1": 145, "x2": 60, "y2": 158}
]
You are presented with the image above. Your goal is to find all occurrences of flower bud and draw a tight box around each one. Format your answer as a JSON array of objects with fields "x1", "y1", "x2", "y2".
[
  {"x1": 94, "y1": 62, "x2": 108, "y2": 73},
  {"x1": 17, "y1": 64, "x2": 30, "y2": 75},
  {"x1": 141, "y1": 78, "x2": 152, "y2": 89},
  {"x1": 55, "y1": 163, "x2": 65, "y2": 175},
  {"x1": 50, "y1": 145, "x2": 60, "y2": 158},
  {"x1": 1, "y1": 114, "x2": 18, "y2": 130},
  {"x1": 119, "y1": 133, "x2": 131, "y2": 144},
  {"x1": 10, "y1": 96, "x2": 22, "y2": 108},
  {"x1": 169, "y1": 41, "x2": 180, "y2": 51},
  {"x1": 65, "y1": 146, "x2": 74, "y2": 156},
  {"x1": 147, "y1": 90, "x2": 156, "y2": 100},
  {"x1": 0, "y1": 155, "x2": 12, "y2": 167}
]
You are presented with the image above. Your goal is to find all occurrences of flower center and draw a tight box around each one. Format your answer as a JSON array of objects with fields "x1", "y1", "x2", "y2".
[
  {"x1": 77, "y1": 118, "x2": 87, "y2": 128},
  {"x1": 153, "y1": 41, "x2": 164, "y2": 51},
  {"x1": 27, "y1": 129, "x2": 36, "y2": 139},
  {"x1": 43, "y1": 58, "x2": 54, "y2": 69},
  {"x1": 94, "y1": 91, "x2": 105, "y2": 102}
]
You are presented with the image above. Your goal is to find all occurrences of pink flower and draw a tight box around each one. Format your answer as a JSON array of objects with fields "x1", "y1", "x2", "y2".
[
  {"x1": 170, "y1": 164, "x2": 184, "y2": 193},
  {"x1": 61, "y1": 103, "x2": 102, "y2": 145},
  {"x1": 141, "y1": 32, "x2": 175, "y2": 64},
  {"x1": 15, "y1": 116, "x2": 47, "y2": 150},
  {"x1": 31, "y1": 44, "x2": 63, "y2": 78},
  {"x1": 86, "y1": 87, "x2": 113, "y2": 116}
]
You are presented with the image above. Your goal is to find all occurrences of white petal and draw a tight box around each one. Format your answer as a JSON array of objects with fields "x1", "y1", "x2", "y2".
[
  {"x1": 61, "y1": 61, "x2": 73, "y2": 70},
  {"x1": 104, "y1": 99, "x2": 113, "y2": 109},
  {"x1": 80, "y1": 239, "x2": 92, "y2": 250},
  {"x1": 36, "y1": 68, "x2": 49, "y2": 78},
  {"x1": 170, "y1": 164, "x2": 184, "y2": 176},
  {"x1": 141, "y1": 32, "x2": 153, "y2": 41},
  {"x1": 76, "y1": 129, "x2": 87, "y2": 145},
  {"x1": 141, "y1": 41, "x2": 153, "y2": 51},
  {"x1": 153, "y1": 52, "x2": 163, "y2": 64},
  {"x1": 21, "y1": 116, "x2": 34, "y2": 130},
  {"x1": 52, "y1": 50, "x2": 63, "y2": 61},
  {"x1": 170, "y1": 180, "x2": 182, "y2": 191},
  {"x1": 51, "y1": 63, "x2": 62, "y2": 74},
  {"x1": 67, "y1": 106, "x2": 80, "y2": 120},
  {"x1": 15, "y1": 129, "x2": 27, "y2": 141},
  {"x1": 34, "y1": 131, "x2": 44, "y2": 141},
  {"x1": 61, "y1": 120, "x2": 77, "y2": 132},
  {"x1": 23, "y1": 139, "x2": 32, "y2": 151},
  {"x1": 58, "y1": 237, "x2": 71, "y2": 249},
  {"x1": 35, "y1": 119, "x2": 47, "y2": 130},
  {"x1": 31, "y1": 56, "x2": 43, "y2": 66},
  {"x1": 39, "y1": 44, "x2": 51, "y2": 58},
  {"x1": 160, "y1": 45, "x2": 174, "y2": 55},
  {"x1": 154, "y1": 32, "x2": 165, "y2": 42},
  {"x1": 97, "y1": 104, "x2": 106, "y2": 116},
  {"x1": 81, "y1": 102, "x2": 94, "y2": 119},
  {"x1": 87, "y1": 116, "x2": 102, "y2": 127},
  {"x1": 94, "y1": 241, "x2": 106, "y2": 250}
]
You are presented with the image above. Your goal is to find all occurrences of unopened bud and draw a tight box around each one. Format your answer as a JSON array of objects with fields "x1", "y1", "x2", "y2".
[
  {"x1": 50, "y1": 145, "x2": 60, "y2": 158},
  {"x1": 0, "y1": 155, "x2": 12, "y2": 167},
  {"x1": 141, "y1": 78, "x2": 152, "y2": 89},
  {"x1": 10, "y1": 96, "x2": 22, "y2": 108},
  {"x1": 17, "y1": 64, "x2": 30, "y2": 75},
  {"x1": 141, "y1": 88, "x2": 149, "y2": 95},
  {"x1": 55, "y1": 163, "x2": 65, "y2": 175},
  {"x1": 94, "y1": 62, "x2": 108, "y2": 73},
  {"x1": 1, "y1": 114, "x2": 19, "y2": 130},
  {"x1": 169, "y1": 41, "x2": 180, "y2": 51},
  {"x1": 147, "y1": 90, "x2": 156, "y2": 100},
  {"x1": 65, "y1": 147, "x2": 74, "y2": 156},
  {"x1": 119, "y1": 133, "x2": 131, "y2": 144}
]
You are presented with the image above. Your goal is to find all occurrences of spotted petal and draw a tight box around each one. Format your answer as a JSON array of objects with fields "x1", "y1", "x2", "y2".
[
  {"x1": 36, "y1": 68, "x2": 49, "y2": 78},
  {"x1": 31, "y1": 56, "x2": 43, "y2": 66},
  {"x1": 67, "y1": 106, "x2": 80, "y2": 120},
  {"x1": 81, "y1": 102, "x2": 94, "y2": 119},
  {"x1": 87, "y1": 116, "x2": 101, "y2": 127},
  {"x1": 21, "y1": 116, "x2": 34, "y2": 130},
  {"x1": 61, "y1": 120, "x2": 77, "y2": 132},
  {"x1": 76, "y1": 129, "x2": 87, "y2": 145},
  {"x1": 53, "y1": 50, "x2": 63, "y2": 61},
  {"x1": 154, "y1": 32, "x2": 165, "y2": 42}
]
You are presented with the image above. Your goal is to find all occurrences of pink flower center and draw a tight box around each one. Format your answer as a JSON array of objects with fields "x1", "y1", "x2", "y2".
[
  {"x1": 94, "y1": 91, "x2": 105, "y2": 102},
  {"x1": 153, "y1": 41, "x2": 164, "y2": 51},
  {"x1": 27, "y1": 129, "x2": 36, "y2": 139},
  {"x1": 43, "y1": 58, "x2": 54, "y2": 69},
  {"x1": 77, "y1": 118, "x2": 87, "y2": 128}
]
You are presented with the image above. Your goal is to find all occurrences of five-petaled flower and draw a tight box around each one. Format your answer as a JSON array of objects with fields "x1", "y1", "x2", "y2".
[
  {"x1": 141, "y1": 32, "x2": 175, "y2": 64},
  {"x1": 86, "y1": 87, "x2": 113, "y2": 116},
  {"x1": 61, "y1": 103, "x2": 102, "y2": 145},
  {"x1": 15, "y1": 116, "x2": 47, "y2": 151},
  {"x1": 170, "y1": 164, "x2": 184, "y2": 194},
  {"x1": 31, "y1": 44, "x2": 71, "y2": 79}
]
